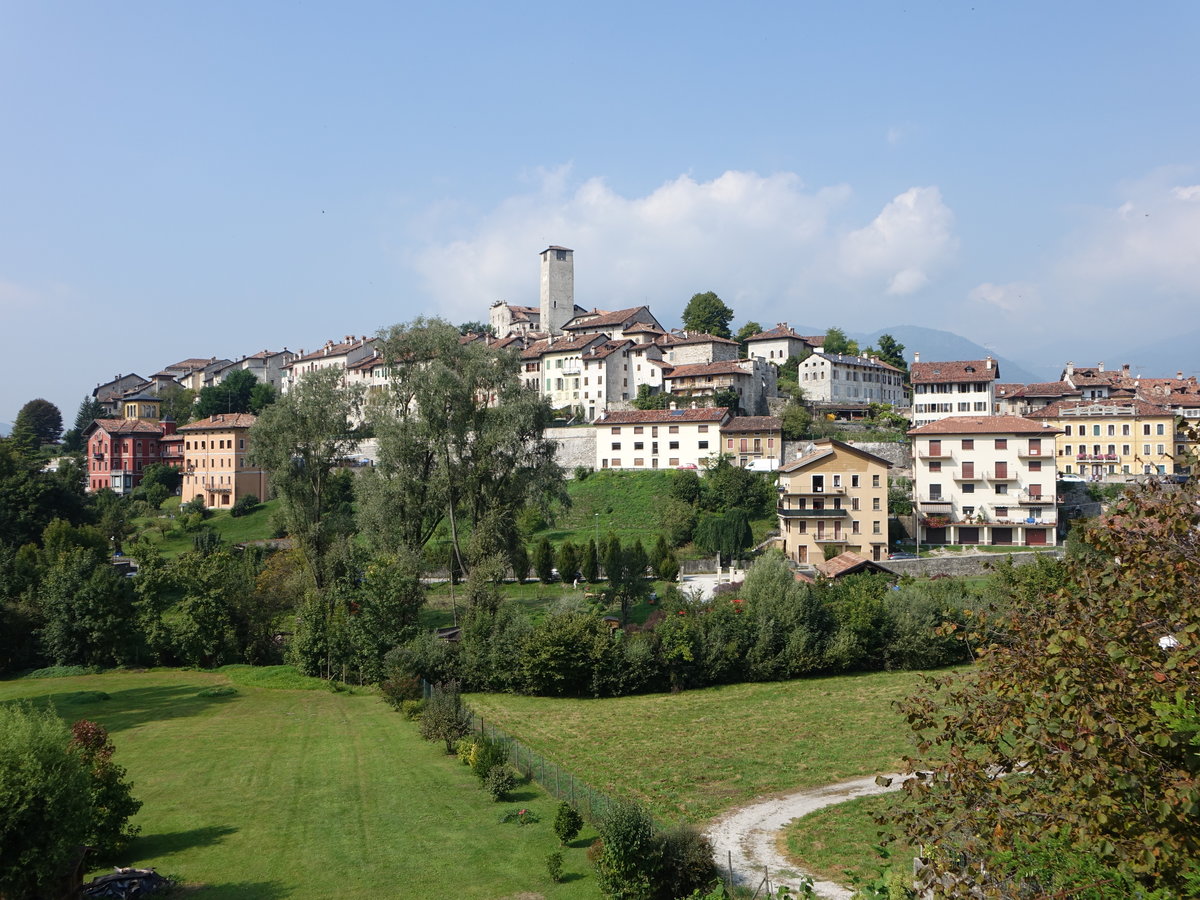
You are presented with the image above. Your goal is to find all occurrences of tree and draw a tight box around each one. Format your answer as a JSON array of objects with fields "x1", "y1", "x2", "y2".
[
  {"x1": 195, "y1": 369, "x2": 259, "y2": 419},
  {"x1": 37, "y1": 547, "x2": 140, "y2": 667},
  {"x1": 711, "y1": 387, "x2": 740, "y2": 414},
  {"x1": 631, "y1": 384, "x2": 671, "y2": 410},
  {"x1": 734, "y1": 321, "x2": 762, "y2": 356},
  {"x1": 681, "y1": 292, "x2": 734, "y2": 339},
  {"x1": 156, "y1": 384, "x2": 195, "y2": 425},
  {"x1": 418, "y1": 681, "x2": 472, "y2": 753},
  {"x1": 890, "y1": 479, "x2": 1200, "y2": 897},
  {"x1": 14, "y1": 398, "x2": 63, "y2": 445},
  {"x1": 821, "y1": 326, "x2": 859, "y2": 356},
  {"x1": 457, "y1": 320, "x2": 494, "y2": 336},
  {"x1": 0, "y1": 704, "x2": 92, "y2": 899},
  {"x1": 248, "y1": 381, "x2": 276, "y2": 414},
  {"x1": 0, "y1": 441, "x2": 88, "y2": 547},
  {"x1": 69, "y1": 720, "x2": 142, "y2": 858},
  {"x1": 581, "y1": 539, "x2": 599, "y2": 583},
  {"x1": 62, "y1": 396, "x2": 106, "y2": 453},
  {"x1": 359, "y1": 318, "x2": 565, "y2": 577},
  {"x1": 869, "y1": 333, "x2": 907, "y2": 374},
  {"x1": 780, "y1": 399, "x2": 813, "y2": 440},
  {"x1": 556, "y1": 540, "x2": 580, "y2": 584},
  {"x1": 247, "y1": 366, "x2": 365, "y2": 583},
  {"x1": 534, "y1": 538, "x2": 555, "y2": 584},
  {"x1": 594, "y1": 798, "x2": 661, "y2": 899}
]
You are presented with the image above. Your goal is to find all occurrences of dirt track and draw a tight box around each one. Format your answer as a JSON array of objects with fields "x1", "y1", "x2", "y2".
[{"x1": 704, "y1": 773, "x2": 909, "y2": 899}]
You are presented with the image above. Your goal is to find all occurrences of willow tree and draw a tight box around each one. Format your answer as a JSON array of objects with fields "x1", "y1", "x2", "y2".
[
  {"x1": 247, "y1": 366, "x2": 365, "y2": 583},
  {"x1": 357, "y1": 319, "x2": 565, "y2": 577}
]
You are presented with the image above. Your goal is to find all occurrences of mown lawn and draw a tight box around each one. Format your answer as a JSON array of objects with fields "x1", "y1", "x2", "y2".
[
  {"x1": 131, "y1": 500, "x2": 280, "y2": 557},
  {"x1": 783, "y1": 791, "x2": 911, "y2": 886},
  {"x1": 1, "y1": 668, "x2": 599, "y2": 899},
  {"x1": 468, "y1": 669, "x2": 928, "y2": 825}
]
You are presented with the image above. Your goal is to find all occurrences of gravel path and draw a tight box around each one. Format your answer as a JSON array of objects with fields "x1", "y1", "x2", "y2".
[{"x1": 704, "y1": 773, "x2": 910, "y2": 899}]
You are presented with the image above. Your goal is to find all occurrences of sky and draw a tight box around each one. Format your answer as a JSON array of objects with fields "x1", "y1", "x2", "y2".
[{"x1": 2, "y1": 1, "x2": 1199, "y2": 425}]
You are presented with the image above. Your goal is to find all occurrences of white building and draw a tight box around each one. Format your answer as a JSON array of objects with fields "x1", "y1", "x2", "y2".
[
  {"x1": 908, "y1": 415, "x2": 1062, "y2": 548},
  {"x1": 910, "y1": 354, "x2": 999, "y2": 427},
  {"x1": 657, "y1": 331, "x2": 739, "y2": 365},
  {"x1": 280, "y1": 337, "x2": 376, "y2": 393},
  {"x1": 798, "y1": 350, "x2": 907, "y2": 406},
  {"x1": 595, "y1": 406, "x2": 731, "y2": 470},
  {"x1": 744, "y1": 323, "x2": 822, "y2": 364}
]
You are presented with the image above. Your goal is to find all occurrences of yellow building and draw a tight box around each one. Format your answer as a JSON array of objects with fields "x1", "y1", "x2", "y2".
[
  {"x1": 178, "y1": 413, "x2": 268, "y2": 509},
  {"x1": 1028, "y1": 399, "x2": 1178, "y2": 479},
  {"x1": 720, "y1": 416, "x2": 783, "y2": 468},
  {"x1": 777, "y1": 440, "x2": 892, "y2": 565}
]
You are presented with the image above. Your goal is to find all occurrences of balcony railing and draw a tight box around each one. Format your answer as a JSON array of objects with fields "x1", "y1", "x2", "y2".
[
  {"x1": 952, "y1": 471, "x2": 982, "y2": 481},
  {"x1": 777, "y1": 506, "x2": 849, "y2": 518},
  {"x1": 1016, "y1": 492, "x2": 1049, "y2": 505},
  {"x1": 918, "y1": 449, "x2": 952, "y2": 460},
  {"x1": 918, "y1": 497, "x2": 952, "y2": 509},
  {"x1": 986, "y1": 470, "x2": 1016, "y2": 481},
  {"x1": 812, "y1": 533, "x2": 849, "y2": 543},
  {"x1": 1076, "y1": 453, "x2": 1119, "y2": 461},
  {"x1": 1018, "y1": 448, "x2": 1047, "y2": 459}
]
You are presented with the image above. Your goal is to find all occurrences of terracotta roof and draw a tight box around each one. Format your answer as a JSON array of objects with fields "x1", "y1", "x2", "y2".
[
  {"x1": 1014, "y1": 381, "x2": 1081, "y2": 398},
  {"x1": 1025, "y1": 399, "x2": 1174, "y2": 420},
  {"x1": 623, "y1": 322, "x2": 667, "y2": 335},
  {"x1": 907, "y1": 415, "x2": 1063, "y2": 436},
  {"x1": 721, "y1": 416, "x2": 782, "y2": 432},
  {"x1": 815, "y1": 551, "x2": 880, "y2": 579},
  {"x1": 745, "y1": 324, "x2": 817, "y2": 343},
  {"x1": 598, "y1": 407, "x2": 731, "y2": 425},
  {"x1": 993, "y1": 383, "x2": 1024, "y2": 398},
  {"x1": 778, "y1": 438, "x2": 893, "y2": 472},
  {"x1": 348, "y1": 351, "x2": 386, "y2": 372},
  {"x1": 288, "y1": 338, "x2": 373, "y2": 365},
  {"x1": 167, "y1": 358, "x2": 217, "y2": 371},
  {"x1": 911, "y1": 359, "x2": 999, "y2": 383},
  {"x1": 539, "y1": 333, "x2": 610, "y2": 356},
  {"x1": 86, "y1": 418, "x2": 165, "y2": 437},
  {"x1": 581, "y1": 339, "x2": 632, "y2": 361},
  {"x1": 563, "y1": 305, "x2": 653, "y2": 330},
  {"x1": 178, "y1": 413, "x2": 258, "y2": 431},
  {"x1": 664, "y1": 361, "x2": 752, "y2": 379},
  {"x1": 658, "y1": 330, "x2": 738, "y2": 347}
]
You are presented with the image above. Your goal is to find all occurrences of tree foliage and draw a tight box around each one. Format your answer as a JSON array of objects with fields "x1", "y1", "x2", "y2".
[
  {"x1": 195, "y1": 369, "x2": 260, "y2": 419},
  {"x1": 890, "y1": 478, "x2": 1200, "y2": 897},
  {"x1": 734, "y1": 320, "x2": 762, "y2": 356},
  {"x1": 867, "y1": 333, "x2": 907, "y2": 374},
  {"x1": 821, "y1": 326, "x2": 859, "y2": 356},
  {"x1": 681, "y1": 292, "x2": 734, "y2": 339},
  {"x1": 14, "y1": 398, "x2": 63, "y2": 445},
  {"x1": 69, "y1": 719, "x2": 142, "y2": 858}
]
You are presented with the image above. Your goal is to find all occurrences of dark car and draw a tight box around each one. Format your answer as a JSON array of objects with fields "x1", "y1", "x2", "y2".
[{"x1": 888, "y1": 552, "x2": 918, "y2": 560}]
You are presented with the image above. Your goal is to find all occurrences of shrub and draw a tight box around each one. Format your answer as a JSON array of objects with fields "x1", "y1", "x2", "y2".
[
  {"x1": 0, "y1": 704, "x2": 92, "y2": 899},
  {"x1": 554, "y1": 801, "x2": 584, "y2": 846},
  {"x1": 484, "y1": 765, "x2": 517, "y2": 802},
  {"x1": 180, "y1": 497, "x2": 209, "y2": 519},
  {"x1": 379, "y1": 673, "x2": 423, "y2": 711},
  {"x1": 454, "y1": 737, "x2": 476, "y2": 766},
  {"x1": 594, "y1": 798, "x2": 660, "y2": 899},
  {"x1": 399, "y1": 699, "x2": 425, "y2": 720},
  {"x1": 69, "y1": 720, "x2": 142, "y2": 858},
  {"x1": 417, "y1": 682, "x2": 472, "y2": 753},
  {"x1": 654, "y1": 825, "x2": 718, "y2": 900},
  {"x1": 547, "y1": 850, "x2": 564, "y2": 882},
  {"x1": 574, "y1": 465, "x2": 592, "y2": 481},
  {"x1": 230, "y1": 493, "x2": 260, "y2": 517},
  {"x1": 471, "y1": 735, "x2": 510, "y2": 782}
]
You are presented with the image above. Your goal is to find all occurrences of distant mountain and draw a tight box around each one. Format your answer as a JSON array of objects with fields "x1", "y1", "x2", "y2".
[
  {"x1": 788, "y1": 324, "x2": 1044, "y2": 384},
  {"x1": 1106, "y1": 327, "x2": 1200, "y2": 380}
]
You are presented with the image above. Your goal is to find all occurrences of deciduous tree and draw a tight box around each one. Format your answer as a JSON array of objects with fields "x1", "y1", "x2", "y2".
[
  {"x1": 681, "y1": 291, "x2": 734, "y2": 339},
  {"x1": 14, "y1": 398, "x2": 63, "y2": 445}
]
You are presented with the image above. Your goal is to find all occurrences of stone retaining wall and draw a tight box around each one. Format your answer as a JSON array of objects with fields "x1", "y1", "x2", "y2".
[
  {"x1": 545, "y1": 425, "x2": 596, "y2": 474},
  {"x1": 882, "y1": 549, "x2": 1062, "y2": 578}
]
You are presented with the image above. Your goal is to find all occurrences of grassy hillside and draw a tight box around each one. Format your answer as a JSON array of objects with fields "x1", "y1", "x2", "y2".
[
  {"x1": 1, "y1": 668, "x2": 598, "y2": 899},
  {"x1": 131, "y1": 499, "x2": 279, "y2": 557},
  {"x1": 468, "y1": 668, "x2": 931, "y2": 824}
]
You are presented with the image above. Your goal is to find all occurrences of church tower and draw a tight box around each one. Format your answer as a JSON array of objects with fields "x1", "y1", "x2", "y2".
[{"x1": 539, "y1": 245, "x2": 574, "y2": 335}]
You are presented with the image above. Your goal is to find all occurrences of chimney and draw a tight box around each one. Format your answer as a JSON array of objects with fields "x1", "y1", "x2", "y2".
[
  {"x1": 986, "y1": 356, "x2": 994, "y2": 370},
  {"x1": 1098, "y1": 361, "x2": 1105, "y2": 372},
  {"x1": 1123, "y1": 364, "x2": 1131, "y2": 376},
  {"x1": 913, "y1": 352, "x2": 920, "y2": 363},
  {"x1": 1065, "y1": 361, "x2": 1074, "y2": 378}
]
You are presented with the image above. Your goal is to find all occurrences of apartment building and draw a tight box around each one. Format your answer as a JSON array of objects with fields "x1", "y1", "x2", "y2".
[
  {"x1": 910, "y1": 355, "x2": 1000, "y2": 426},
  {"x1": 178, "y1": 413, "x2": 267, "y2": 509},
  {"x1": 776, "y1": 440, "x2": 892, "y2": 564},
  {"x1": 798, "y1": 350, "x2": 907, "y2": 406},
  {"x1": 662, "y1": 358, "x2": 778, "y2": 415},
  {"x1": 280, "y1": 337, "x2": 376, "y2": 393},
  {"x1": 1027, "y1": 399, "x2": 1178, "y2": 479},
  {"x1": 720, "y1": 416, "x2": 783, "y2": 469},
  {"x1": 908, "y1": 416, "x2": 1061, "y2": 547},
  {"x1": 657, "y1": 331, "x2": 739, "y2": 365},
  {"x1": 595, "y1": 406, "x2": 731, "y2": 470}
]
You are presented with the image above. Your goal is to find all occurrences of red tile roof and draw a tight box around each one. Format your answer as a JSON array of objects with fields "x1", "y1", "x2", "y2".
[
  {"x1": 86, "y1": 418, "x2": 166, "y2": 437},
  {"x1": 815, "y1": 551, "x2": 881, "y2": 579},
  {"x1": 907, "y1": 415, "x2": 1062, "y2": 436},
  {"x1": 745, "y1": 324, "x2": 820, "y2": 344},
  {"x1": 911, "y1": 359, "x2": 999, "y2": 383},
  {"x1": 664, "y1": 361, "x2": 752, "y2": 379},
  {"x1": 581, "y1": 339, "x2": 632, "y2": 361},
  {"x1": 658, "y1": 331, "x2": 738, "y2": 347},
  {"x1": 721, "y1": 416, "x2": 782, "y2": 432},
  {"x1": 178, "y1": 413, "x2": 258, "y2": 431},
  {"x1": 1025, "y1": 399, "x2": 1174, "y2": 419},
  {"x1": 598, "y1": 407, "x2": 731, "y2": 425},
  {"x1": 564, "y1": 305, "x2": 654, "y2": 330}
]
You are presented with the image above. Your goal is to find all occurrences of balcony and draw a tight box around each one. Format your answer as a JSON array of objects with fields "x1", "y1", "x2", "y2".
[
  {"x1": 952, "y1": 470, "x2": 983, "y2": 481},
  {"x1": 917, "y1": 497, "x2": 953, "y2": 510},
  {"x1": 1016, "y1": 492, "x2": 1049, "y2": 505},
  {"x1": 1017, "y1": 447, "x2": 1048, "y2": 459},
  {"x1": 812, "y1": 533, "x2": 849, "y2": 543},
  {"x1": 1076, "y1": 453, "x2": 1118, "y2": 461},
  {"x1": 986, "y1": 470, "x2": 1016, "y2": 481},
  {"x1": 777, "y1": 506, "x2": 849, "y2": 518},
  {"x1": 918, "y1": 448, "x2": 952, "y2": 460}
]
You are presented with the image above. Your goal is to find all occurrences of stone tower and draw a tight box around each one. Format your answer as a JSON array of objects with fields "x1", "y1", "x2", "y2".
[{"x1": 539, "y1": 245, "x2": 574, "y2": 336}]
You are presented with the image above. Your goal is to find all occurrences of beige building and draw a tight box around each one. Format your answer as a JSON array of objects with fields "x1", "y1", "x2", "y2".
[
  {"x1": 908, "y1": 416, "x2": 1061, "y2": 547},
  {"x1": 720, "y1": 416, "x2": 783, "y2": 469},
  {"x1": 595, "y1": 406, "x2": 731, "y2": 470},
  {"x1": 777, "y1": 440, "x2": 892, "y2": 564},
  {"x1": 910, "y1": 355, "x2": 999, "y2": 426},
  {"x1": 179, "y1": 413, "x2": 268, "y2": 509},
  {"x1": 1026, "y1": 399, "x2": 1178, "y2": 479}
]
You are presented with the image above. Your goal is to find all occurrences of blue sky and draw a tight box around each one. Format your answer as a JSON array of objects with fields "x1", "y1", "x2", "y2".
[{"x1": 3, "y1": 1, "x2": 1199, "y2": 424}]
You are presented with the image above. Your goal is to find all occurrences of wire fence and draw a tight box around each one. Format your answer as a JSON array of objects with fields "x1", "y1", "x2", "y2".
[{"x1": 422, "y1": 679, "x2": 617, "y2": 823}]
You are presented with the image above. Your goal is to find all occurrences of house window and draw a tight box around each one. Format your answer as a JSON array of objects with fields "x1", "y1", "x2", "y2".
[
  {"x1": 634, "y1": 426, "x2": 644, "y2": 434},
  {"x1": 872, "y1": 497, "x2": 881, "y2": 510},
  {"x1": 1029, "y1": 461, "x2": 1041, "y2": 472},
  {"x1": 698, "y1": 425, "x2": 709, "y2": 432},
  {"x1": 634, "y1": 458, "x2": 644, "y2": 467},
  {"x1": 612, "y1": 442, "x2": 621, "y2": 451},
  {"x1": 669, "y1": 441, "x2": 679, "y2": 450},
  {"x1": 851, "y1": 475, "x2": 859, "y2": 488},
  {"x1": 995, "y1": 439, "x2": 1007, "y2": 450},
  {"x1": 634, "y1": 442, "x2": 644, "y2": 450},
  {"x1": 963, "y1": 483, "x2": 975, "y2": 494},
  {"x1": 669, "y1": 458, "x2": 679, "y2": 466},
  {"x1": 698, "y1": 441, "x2": 708, "y2": 449},
  {"x1": 611, "y1": 427, "x2": 621, "y2": 434},
  {"x1": 996, "y1": 483, "x2": 1008, "y2": 494},
  {"x1": 995, "y1": 506, "x2": 1009, "y2": 517},
  {"x1": 852, "y1": 520, "x2": 860, "y2": 534},
  {"x1": 962, "y1": 439, "x2": 974, "y2": 450},
  {"x1": 669, "y1": 426, "x2": 679, "y2": 434},
  {"x1": 872, "y1": 475, "x2": 880, "y2": 487},
  {"x1": 873, "y1": 521, "x2": 882, "y2": 534},
  {"x1": 852, "y1": 497, "x2": 860, "y2": 511},
  {"x1": 611, "y1": 458, "x2": 621, "y2": 467},
  {"x1": 929, "y1": 461, "x2": 941, "y2": 472}
]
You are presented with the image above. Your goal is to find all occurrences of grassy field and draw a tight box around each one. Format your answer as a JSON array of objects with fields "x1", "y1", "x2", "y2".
[
  {"x1": 468, "y1": 669, "x2": 927, "y2": 825},
  {"x1": 131, "y1": 499, "x2": 280, "y2": 557},
  {"x1": 783, "y1": 792, "x2": 911, "y2": 886},
  {"x1": 1, "y1": 668, "x2": 599, "y2": 899}
]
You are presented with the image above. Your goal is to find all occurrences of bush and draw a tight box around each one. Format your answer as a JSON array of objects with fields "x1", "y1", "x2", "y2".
[
  {"x1": 547, "y1": 850, "x2": 564, "y2": 882},
  {"x1": 180, "y1": 496, "x2": 209, "y2": 519},
  {"x1": 230, "y1": 493, "x2": 260, "y2": 517},
  {"x1": 484, "y1": 765, "x2": 517, "y2": 802},
  {"x1": 471, "y1": 735, "x2": 510, "y2": 782},
  {"x1": 399, "y1": 699, "x2": 425, "y2": 720},
  {"x1": 379, "y1": 673, "x2": 423, "y2": 711},
  {"x1": 574, "y1": 465, "x2": 592, "y2": 482},
  {"x1": 594, "y1": 798, "x2": 660, "y2": 899},
  {"x1": 0, "y1": 704, "x2": 92, "y2": 898},
  {"x1": 417, "y1": 682, "x2": 472, "y2": 753},
  {"x1": 554, "y1": 801, "x2": 584, "y2": 846},
  {"x1": 454, "y1": 737, "x2": 476, "y2": 766},
  {"x1": 70, "y1": 720, "x2": 142, "y2": 858},
  {"x1": 654, "y1": 825, "x2": 718, "y2": 900}
]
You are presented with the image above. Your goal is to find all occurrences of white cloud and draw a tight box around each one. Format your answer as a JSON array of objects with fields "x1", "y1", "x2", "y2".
[
  {"x1": 0, "y1": 280, "x2": 42, "y2": 310},
  {"x1": 968, "y1": 281, "x2": 1041, "y2": 314},
  {"x1": 408, "y1": 171, "x2": 958, "y2": 326},
  {"x1": 838, "y1": 187, "x2": 958, "y2": 295}
]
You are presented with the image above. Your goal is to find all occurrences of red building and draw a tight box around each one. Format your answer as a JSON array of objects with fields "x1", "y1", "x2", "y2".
[{"x1": 83, "y1": 392, "x2": 178, "y2": 494}]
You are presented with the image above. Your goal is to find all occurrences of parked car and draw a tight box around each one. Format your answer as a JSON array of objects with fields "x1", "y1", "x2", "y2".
[
  {"x1": 888, "y1": 552, "x2": 918, "y2": 560},
  {"x1": 1057, "y1": 473, "x2": 1085, "y2": 483}
]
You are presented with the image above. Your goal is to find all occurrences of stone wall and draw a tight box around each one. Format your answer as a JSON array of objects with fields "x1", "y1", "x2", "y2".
[
  {"x1": 546, "y1": 425, "x2": 596, "y2": 475},
  {"x1": 882, "y1": 549, "x2": 1062, "y2": 578},
  {"x1": 848, "y1": 441, "x2": 912, "y2": 470}
]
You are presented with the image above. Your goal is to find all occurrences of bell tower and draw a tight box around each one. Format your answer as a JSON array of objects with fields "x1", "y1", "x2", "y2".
[{"x1": 539, "y1": 245, "x2": 574, "y2": 335}]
